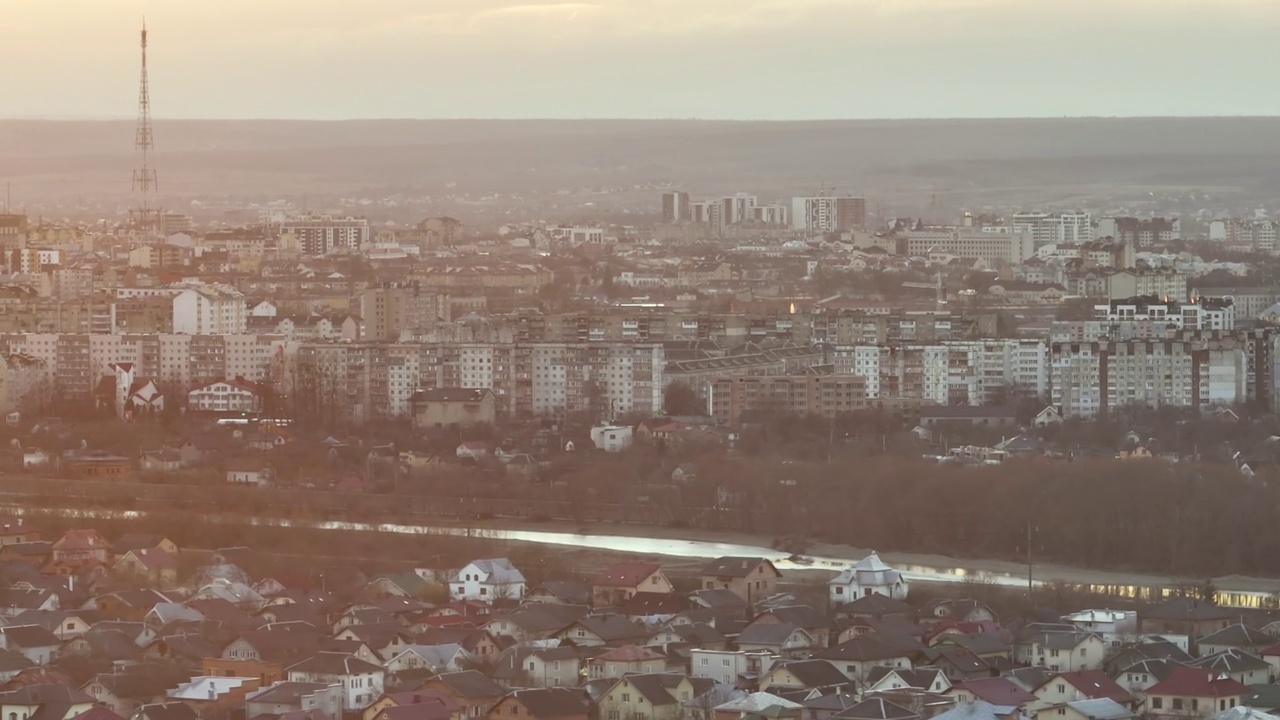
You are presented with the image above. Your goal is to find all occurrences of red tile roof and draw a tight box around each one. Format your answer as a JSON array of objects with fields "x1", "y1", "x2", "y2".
[
  {"x1": 1043, "y1": 671, "x2": 1136, "y2": 704},
  {"x1": 951, "y1": 678, "x2": 1036, "y2": 706},
  {"x1": 1146, "y1": 668, "x2": 1249, "y2": 698},
  {"x1": 593, "y1": 563, "x2": 662, "y2": 588}
]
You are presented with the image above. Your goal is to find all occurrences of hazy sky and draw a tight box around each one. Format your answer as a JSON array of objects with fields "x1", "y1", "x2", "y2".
[{"x1": 4, "y1": 0, "x2": 1280, "y2": 120}]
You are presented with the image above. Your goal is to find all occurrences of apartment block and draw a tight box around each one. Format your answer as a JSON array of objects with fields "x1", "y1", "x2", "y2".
[
  {"x1": 295, "y1": 341, "x2": 666, "y2": 423},
  {"x1": 902, "y1": 227, "x2": 1036, "y2": 264},
  {"x1": 832, "y1": 340, "x2": 1048, "y2": 406},
  {"x1": 709, "y1": 374, "x2": 869, "y2": 425},
  {"x1": 1051, "y1": 338, "x2": 1247, "y2": 419}
]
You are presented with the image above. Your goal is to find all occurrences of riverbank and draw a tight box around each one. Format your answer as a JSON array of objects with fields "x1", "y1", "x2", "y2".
[{"x1": 455, "y1": 517, "x2": 1280, "y2": 595}]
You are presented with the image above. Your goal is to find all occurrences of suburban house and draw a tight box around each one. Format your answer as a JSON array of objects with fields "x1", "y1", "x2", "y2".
[
  {"x1": 588, "y1": 645, "x2": 667, "y2": 680},
  {"x1": 286, "y1": 652, "x2": 385, "y2": 712},
  {"x1": 113, "y1": 549, "x2": 179, "y2": 587},
  {"x1": 226, "y1": 458, "x2": 276, "y2": 487},
  {"x1": 384, "y1": 644, "x2": 471, "y2": 675},
  {"x1": 1138, "y1": 600, "x2": 1233, "y2": 638},
  {"x1": 699, "y1": 557, "x2": 782, "y2": 604},
  {"x1": 485, "y1": 688, "x2": 590, "y2": 720},
  {"x1": 712, "y1": 691, "x2": 803, "y2": 720},
  {"x1": 555, "y1": 614, "x2": 648, "y2": 648},
  {"x1": 1196, "y1": 625, "x2": 1276, "y2": 656},
  {"x1": 1191, "y1": 649, "x2": 1272, "y2": 686},
  {"x1": 1142, "y1": 667, "x2": 1249, "y2": 718},
  {"x1": 1030, "y1": 670, "x2": 1137, "y2": 711},
  {"x1": 496, "y1": 646, "x2": 581, "y2": 688},
  {"x1": 1060, "y1": 610, "x2": 1138, "y2": 645},
  {"x1": 815, "y1": 634, "x2": 915, "y2": 683},
  {"x1": 829, "y1": 553, "x2": 909, "y2": 604},
  {"x1": 691, "y1": 649, "x2": 778, "y2": 686},
  {"x1": 759, "y1": 659, "x2": 851, "y2": 693},
  {"x1": 592, "y1": 563, "x2": 674, "y2": 607},
  {"x1": 0, "y1": 624, "x2": 61, "y2": 664},
  {"x1": 735, "y1": 624, "x2": 815, "y2": 660},
  {"x1": 597, "y1": 673, "x2": 703, "y2": 720},
  {"x1": 1033, "y1": 699, "x2": 1135, "y2": 720},
  {"x1": 450, "y1": 559, "x2": 527, "y2": 602},
  {"x1": 1017, "y1": 625, "x2": 1107, "y2": 672},
  {"x1": 417, "y1": 671, "x2": 506, "y2": 718},
  {"x1": 946, "y1": 678, "x2": 1037, "y2": 709},
  {"x1": 862, "y1": 667, "x2": 952, "y2": 696}
]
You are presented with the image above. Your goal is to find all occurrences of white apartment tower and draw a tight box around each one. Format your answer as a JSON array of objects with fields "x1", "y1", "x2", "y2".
[{"x1": 172, "y1": 283, "x2": 248, "y2": 335}]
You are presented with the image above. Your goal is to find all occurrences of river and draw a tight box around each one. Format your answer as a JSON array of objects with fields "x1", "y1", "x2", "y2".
[{"x1": 19, "y1": 503, "x2": 1280, "y2": 607}]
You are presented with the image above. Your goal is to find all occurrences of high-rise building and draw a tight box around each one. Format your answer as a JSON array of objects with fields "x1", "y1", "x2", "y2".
[
  {"x1": 1012, "y1": 212, "x2": 1093, "y2": 245},
  {"x1": 1051, "y1": 337, "x2": 1247, "y2": 419},
  {"x1": 172, "y1": 283, "x2": 247, "y2": 335},
  {"x1": 661, "y1": 191, "x2": 691, "y2": 223},
  {"x1": 709, "y1": 375, "x2": 869, "y2": 425},
  {"x1": 1097, "y1": 217, "x2": 1180, "y2": 246},
  {"x1": 790, "y1": 196, "x2": 867, "y2": 232},
  {"x1": 278, "y1": 214, "x2": 370, "y2": 255}
]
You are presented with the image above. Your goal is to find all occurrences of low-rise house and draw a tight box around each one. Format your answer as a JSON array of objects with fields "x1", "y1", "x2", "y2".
[
  {"x1": 832, "y1": 697, "x2": 920, "y2": 720},
  {"x1": 699, "y1": 558, "x2": 782, "y2": 604},
  {"x1": 287, "y1": 652, "x2": 385, "y2": 712},
  {"x1": 384, "y1": 644, "x2": 471, "y2": 675},
  {"x1": 1142, "y1": 667, "x2": 1249, "y2": 718},
  {"x1": 946, "y1": 678, "x2": 1036, "y2": 709},
  {"x1": 0, "y1": 649, "x2": 32, "y2": 683},
  {"x1": 113, "y1": 549, "x2": 179, "y2": 588},
  {"x1": 815, "y1": 634, "x2": 915, "y2": 683},
  {"x1": 61, "y1": 629, "x2": 143, "y2": 664},
  {"x1": 1191, "y1": 650, "x2": 1272, "y2": 686},
  {"x1": 922, "y1": 600, "x2": 997, "y2": 624},
  {"x1": 0, "y1": 624, "x2": 61, "y2": 664},
  {"x1": 588, "y1": 645, "x2": 667, "y2": 680},
  {"x1": 484, "y1": 605, "x2": 588, "y2": 644},
  {"x1": 597, "y1": 673, "x2": 705, "y2": 720},
  {"x1": 751, "y1": 605, "x2": 832, "y2": 649},
  {"x1": 713, "y1": 691, "x2": 803, "y2": 720},
  {"x1": 450, "y1": 559, "x2": 527, "y2": 602},
  {"x1": 555, "y1": 614, "x2": 648, "y2": 648},
  {"x1": 1113, "y1": 658, "x2": 1185, "y2": 695},
  {"x1": 494, "y1": 645, "x2": 581, "y2": 689},
  {"x1": 829, "y1": 554, "x2": 908, "y2": 605},
  {"x1": 690, "y1": 649, "x2": 778, "y2": 686},
  {"x1": 1139, "y1": 600, "x2": 1233, "y2": 639},
  {"x1": 593, "y1": 564, "x2": 673, "y2": 607},
  {"x1": 128, "y1": 701, "x2": 197, "y2": 720},
  {"x1": 245, "y1": 681, "x2": 344, "y2": 720},
  {"x1": 1197, "y1": 625, "x2": 1276, "y2": 657},
  {"x1": 1017, "y1": 625, "x2": 1106, "y2": 672},
  {"x1": 525, "y1": 582, "x2": 592, "y2": 607},
  {"x1": 1033, "y1": 699, "x2": 1134, "y2": 720},
  {"x1": 760, "y1": 659, "x2": 850, "y2": 693},
  {"x1": 1031, "y1": 670, "x2": 1137, "y2": 711},
  {"x1": 165, "y1": 676, "x2": 263, "y2": 718},
  {"x1": 863, "y1": 667, "x2": 951, "y2": 696},
  {"x1": 925, "y1": 646, "x2": 993, "y2": 682},
  {"x1": 362, "y1": 690, "x2": 459, "y2": 720},
  {"x1": 486, "y1": 688, "x2": 589, "y2": 720},
  {"x1": 1061, "y1": 610, "x2": 1138, "y2": 645},
  {"x1": 226, "y1": 458, "x2": 276, "y2": 486},
  {"x1": 419, "y1": 671, "x2": 506, "y2": 718},
  {"x1": 736, "y1": 624, "x2": 815, "y2": 660}
]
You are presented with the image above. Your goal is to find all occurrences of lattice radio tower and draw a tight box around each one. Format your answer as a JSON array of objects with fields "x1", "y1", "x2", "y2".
[{"x1": 130, "y1": 20, "x2": 158, "y2": 233}]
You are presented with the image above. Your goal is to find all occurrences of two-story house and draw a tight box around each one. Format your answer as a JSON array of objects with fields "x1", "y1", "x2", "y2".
[
  {"x1": 736, "y1": 624, "x2": 815, "y2": 660},
  {"x1": 286, "y1": 653, "x2": 384, "y2": 712},
  {"x1": 555, "y1": 614, "x2": 648, "y2": 648},
  {"x1": 1143, "y1": 668, "x2": 1248, "y2": 718},
  {"x1": 597, "y1": 674, "x2": 703, "y2": 720},
  {"x1": 450, "y1": 559, "x2": 527, "y2": 602},
  {"x1": 592, "y1": 564, "x2": 673, "y2": 607},
  {"x1": 588, "y1": 645, "x2": 667, "y2": 680},
  {"x1": 699, "y1": 558, "x2": 782, "y2": 605},
  {"x1": 1017, "y1": 625, "x2": 1106, "y2": 672},
  {"x1": 418, "y1": 671, "x2": 507, "y2": 719},
  {"x1": 485, "y1": 688, "x2": 589, "y2": 720}
]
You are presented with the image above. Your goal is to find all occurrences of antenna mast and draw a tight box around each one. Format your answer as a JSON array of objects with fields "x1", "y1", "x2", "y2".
[{"x1": 131, "y1": 20, "x2": 158, "y2": 234}]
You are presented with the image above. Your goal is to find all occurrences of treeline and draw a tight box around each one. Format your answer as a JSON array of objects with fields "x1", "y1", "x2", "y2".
[
  {"x1": 677, "y1": 455, "x2": 1278, "y2": 578},
  {"x1": 11, "y1": 453, "x2": 1280, "y2": 580}
]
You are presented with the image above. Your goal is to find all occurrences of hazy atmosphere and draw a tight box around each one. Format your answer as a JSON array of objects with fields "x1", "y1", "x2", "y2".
[{"x1": 7, "y1": 0, "x2": 1280, "y2": 119}]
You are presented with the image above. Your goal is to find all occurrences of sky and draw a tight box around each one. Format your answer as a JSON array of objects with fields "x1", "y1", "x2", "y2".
[{"x1": 3, "y1": 0, "x2": 1280, "y2": 120}]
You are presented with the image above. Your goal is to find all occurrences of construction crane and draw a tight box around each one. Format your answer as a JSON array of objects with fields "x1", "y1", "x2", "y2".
[{"x1": 902, "y1": 272, "x2": 948, "y2": 308}]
